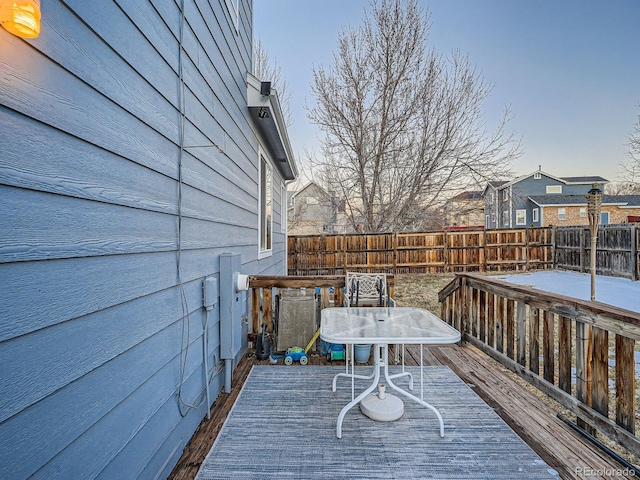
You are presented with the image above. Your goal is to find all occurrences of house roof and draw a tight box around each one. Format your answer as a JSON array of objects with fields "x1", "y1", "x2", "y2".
[
  {"x1": 487, "y1": 170, "x2": 609, "y2": 192},
  {"x1": 529, "y1": 194, "x2": 640, "y2": 207},
  {"x1": 560, "y1": 176, "x2": 608, "y2": 184},
  {"x1": 247, "y1": 73, "x2": 298, "y2": 180},
  {"x1": 448, "y1": 190, "x2": 483, "y2": 201}
]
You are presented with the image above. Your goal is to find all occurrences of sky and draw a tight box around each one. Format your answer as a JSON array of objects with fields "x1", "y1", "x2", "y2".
[{"x1": 253, "y1": 0, "x2": 640, "y2": 183}]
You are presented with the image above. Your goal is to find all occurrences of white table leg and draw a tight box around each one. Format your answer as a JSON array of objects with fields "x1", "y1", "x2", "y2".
[
  {"x1": 382, "y1": 345, "x2": 445, "y2": 437},
  {"x1": 331, "y1": 344, "x2": 375, "y2": 392},
  {"x1": 335, "y1": 344, "x2": 382, "y2": 438}
]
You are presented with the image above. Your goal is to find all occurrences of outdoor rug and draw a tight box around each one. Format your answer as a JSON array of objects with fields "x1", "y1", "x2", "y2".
[{"x1": 196, "y1": 365, "x2": 559, "y2": 479}]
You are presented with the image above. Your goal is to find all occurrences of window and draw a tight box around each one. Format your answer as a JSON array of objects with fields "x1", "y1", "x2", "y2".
[
  {"x1": 558, "y1": 208, "x2": 566, "y2": 221},
  {"x1": 533, "y1": 208, "x2": 539, "y2": 223},
  {"x1": 546, "y1": 185, "x2": 562, "y2": 194},
  {"x1": 502, "y1": 210, "x2": 509, "y2": 227},
  {"x1": 601, "y1": 212, "x2": 609, "y2": 225},
  {"x1": 516, "y1": 209, "x2": 526, "y2": 226},
  {"x1": 224, "y1": 0, "x2": 239, "y2": 32},
  {"x1": 259, "y1": 154, "x2": 272, "y2": 255},
  {"x1": 502, "y1": 189, "x2": 508, "y2": 201},
  {"x1": 485, "y1": 215, "x2": 490, "y2": 228},
  {"x1": 281, "y1": 183, "x2": 286, "y2": 233},
  {"x1": 580, "y1": 207, "x2": 587, "y2": 218},
  {"x1": 534, "y1": 172, "x2": 541, "y2": 179}
]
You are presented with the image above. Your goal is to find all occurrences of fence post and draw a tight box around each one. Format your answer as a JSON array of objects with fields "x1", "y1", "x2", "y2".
[
  {"x1": 516, "y1": 302, "x2": 527, "y2": 367},
  {"x1": 631, "y1": 224, "x2": 637, "y2": 281},
  {"x1": 443, "y1": 230, "x2": 449, "y2": 273},
  {"x1": 392, "y1": 232, "x2": 397, "y2": 274}
]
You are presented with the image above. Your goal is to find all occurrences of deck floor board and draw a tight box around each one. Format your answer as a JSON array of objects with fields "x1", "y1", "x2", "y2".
[{"x1": 168, "y1": 344, "x2": 630, "y2": 480}]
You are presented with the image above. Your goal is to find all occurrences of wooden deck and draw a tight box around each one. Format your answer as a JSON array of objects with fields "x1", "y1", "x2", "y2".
[{"x1": 168, "y1": 344, "x2": 632, "y2": 480}]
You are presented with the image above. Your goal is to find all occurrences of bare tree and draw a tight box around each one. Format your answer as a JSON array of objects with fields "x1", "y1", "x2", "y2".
[
  {"x1": 629, "y1": 104, "x2": 640, "y2": 163},
  {"x1": 610, "y1": 104, "x2": 640, "y2": 194},
  {"x1": 253, "y1": 38, "x2": 292, "y2": 126},
  {"x1": 306, "y1": 0, "x2": 520, "y2": 233}
]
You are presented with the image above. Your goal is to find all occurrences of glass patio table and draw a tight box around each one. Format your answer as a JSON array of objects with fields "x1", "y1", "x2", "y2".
[{"x1": 320, "y1": 306, "x2": 461, "y2": 438}]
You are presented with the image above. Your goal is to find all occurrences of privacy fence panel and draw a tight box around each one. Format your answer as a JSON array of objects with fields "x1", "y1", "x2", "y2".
[
  {"x1": 554, "y1": 225, "x2": 638, "y2": 280},
  {"x1": 289, "y1": 225, "x2": 639, "y2": 278}
]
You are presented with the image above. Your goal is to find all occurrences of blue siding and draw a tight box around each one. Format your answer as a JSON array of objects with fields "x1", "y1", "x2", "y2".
[
  {"x1": 486, "y1": 173, "x2": 600, "y2": 229},
  {"x1": 0, "y1": 0, "x2": 289, "y2": 479}
]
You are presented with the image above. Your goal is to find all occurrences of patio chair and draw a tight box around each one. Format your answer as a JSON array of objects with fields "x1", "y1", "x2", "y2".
[{"x1": 344, "y1": 271, "x2": 395, "y2": 307}]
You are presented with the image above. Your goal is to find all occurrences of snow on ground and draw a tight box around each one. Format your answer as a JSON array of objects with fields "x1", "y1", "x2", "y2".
[{"x1": 495, "y1": 270, "x2": 640, "y2": 314}]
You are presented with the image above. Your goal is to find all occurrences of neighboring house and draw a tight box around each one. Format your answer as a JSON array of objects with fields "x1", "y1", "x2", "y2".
[
  {"x1": 484, "y1": 168, "x2": 608, "y2": 229},
  {"x1": 0, "y1": 2, "x2": 296, "y2": 479},
  {"x1": 443, "y1": 191, "x2": 484, "y2": 228},
  {"x1": 288, "y1": 181, "x2": 343, "y2": 235},
  {"x1": 529, "y1": 195, "x2": 640, "y2": 226}
]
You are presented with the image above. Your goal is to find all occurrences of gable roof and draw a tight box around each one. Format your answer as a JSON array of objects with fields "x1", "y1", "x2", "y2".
[
  {"x1": 529, "y1": 194, "x2": 640, "y2": 207},
  {"x1": 486, "y1": 170, "x2": 609, "y2": 192}
]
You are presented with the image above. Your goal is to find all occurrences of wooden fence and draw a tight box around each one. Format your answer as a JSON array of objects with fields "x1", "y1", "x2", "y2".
[
  {"x1": 288, "y1": 225, "x2": 640, "y2": 279},
  {"x1": 555, "y1": 224, "x2": 639, "y2": 280},
  {"x1": 439, "y1": 272, "x2": 640, "y2": 457},
  {"x1": 287, "y1": 228, "x2": 555, "y2": 275}
]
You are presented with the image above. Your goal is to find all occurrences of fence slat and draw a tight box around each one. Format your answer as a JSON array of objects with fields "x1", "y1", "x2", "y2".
[
  {"x1": 592, "y1": 327, "x2": 609, "y2": 418},
  {"x1": 543, "y1": 310, "x2": 554, "y2": 384},
  {"x1": 616, "y1": 334, "x2": 636, "y2": 434},
  {"x1": 530, "y1": 308, "x2": 540, "y2": 375},
  {"x1": 558, "y1": 316, "x2": 572, "y2": 394}
]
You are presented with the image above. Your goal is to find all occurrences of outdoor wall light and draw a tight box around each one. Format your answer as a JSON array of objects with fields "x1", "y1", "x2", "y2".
[{"x1": 0, "y1": 0, "x2": 41, "y2": 38}]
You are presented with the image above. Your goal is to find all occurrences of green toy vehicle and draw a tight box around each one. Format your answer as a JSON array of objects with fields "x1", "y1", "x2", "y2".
[{"x1": 284, "y1": 346, "x2": 308, "y2": 365}]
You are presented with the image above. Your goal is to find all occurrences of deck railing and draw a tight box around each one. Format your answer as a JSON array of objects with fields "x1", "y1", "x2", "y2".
[
  {"x1": 247, "y1": 275, "x2": 395, "y2": 334},
  {"x1": 439, "y1": 272, "x2": 640, "y2": 457}
]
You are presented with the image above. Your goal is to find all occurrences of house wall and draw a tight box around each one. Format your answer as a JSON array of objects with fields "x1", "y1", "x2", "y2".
[
  {"x1": 541, "y1": 206, "x2": 640, "y2": 226},
  {"x1": 484, "y1": 186, "x2": 499, "y2": 228},
  {"x1": 488, "y1": 173, "x2": 602, "y2": 229},
  {"x1": 0, "y1": 1, "x2": 286, "y2": 479},
  {"x1": 444, "y1": 198, "x2": 484, "y2": 227},
  {"x1": 288, "y1": 183, "x2": 336, "y2": 235}
]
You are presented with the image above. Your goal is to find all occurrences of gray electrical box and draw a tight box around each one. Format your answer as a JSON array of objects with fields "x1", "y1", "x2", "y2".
[{"x1": 275, "y1": 289, "x2": 317, "y2": 352}]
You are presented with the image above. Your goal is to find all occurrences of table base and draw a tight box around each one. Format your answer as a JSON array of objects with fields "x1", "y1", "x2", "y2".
[{"x1": 332, "y1": 344, "x2": 445, "y2": 439}]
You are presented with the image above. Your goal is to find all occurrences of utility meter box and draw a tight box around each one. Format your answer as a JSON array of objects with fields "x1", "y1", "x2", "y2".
[{"x1": 275, "y1": 288, "x2": 317, "y2": 352}]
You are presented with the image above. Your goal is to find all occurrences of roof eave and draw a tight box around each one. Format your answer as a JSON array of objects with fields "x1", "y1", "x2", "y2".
[{"x1": 247, "y1": 73, "x2": 298, "y2": 181}]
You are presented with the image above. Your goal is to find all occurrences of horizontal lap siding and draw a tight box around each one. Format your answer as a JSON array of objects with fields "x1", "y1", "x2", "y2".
[{"x1": 0, "y1": 1, "x2": 269, "y2": 479}]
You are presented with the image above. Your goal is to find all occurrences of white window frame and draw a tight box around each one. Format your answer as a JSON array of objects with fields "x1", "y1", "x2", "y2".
[
  {"x1": 502, "y1": 189, "x2": 508, "y2": 201},
  {"x1": 281, "y1": 182, "x2": 286, "y2": 234},
  {"x1": 534, "y1": 172, "x2": 541, "y2": 179},
  {"x1": 532, "y1": 208, "x2": 539, "y2": 223},
  {"x1": 558, "y1": 208, "x2": 566, "y2": 221},
  {"x1": 224, "y1": 0, "x2": 239, "y2": 33},
  {"x1": 580, "y1": 207, "x2": 587, "y2": 218},
  {"x1": 546, "y1": 185, "x2": 562, "y2": 194},
  {"x1": 516, "y1": 209, "x2": 527, "y2": 226},
  {"x1": 258, "y1": 150, "x2": 273, "y2": 258},
  {"x1": 502, "y1": 210, "x2": 509, "y2": 227}
]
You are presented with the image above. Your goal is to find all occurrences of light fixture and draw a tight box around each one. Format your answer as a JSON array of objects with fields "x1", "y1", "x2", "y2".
[
  {"x1": 258, "y1": 106, "x2": 269, "y2": 119},
  {"x1": 0, "y1": 0, "x2": 41, "y2": 39}
]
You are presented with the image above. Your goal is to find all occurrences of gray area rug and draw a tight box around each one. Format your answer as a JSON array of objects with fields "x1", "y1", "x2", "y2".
[{"x1": 196, "y1": 365, "x2": 559, "y2": 479}]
